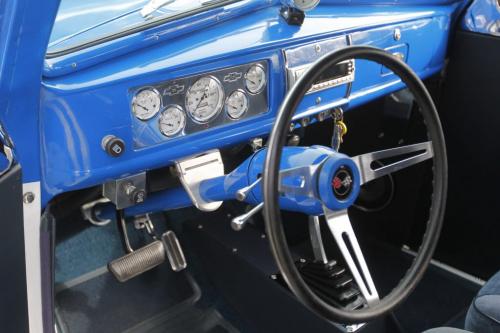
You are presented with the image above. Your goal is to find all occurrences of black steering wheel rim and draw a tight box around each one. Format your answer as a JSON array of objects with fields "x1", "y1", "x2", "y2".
[{"x1": 262, "y1": 46, "x2": 448, "y2": 323}]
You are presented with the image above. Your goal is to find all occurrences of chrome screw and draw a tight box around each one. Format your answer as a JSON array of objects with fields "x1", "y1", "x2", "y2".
[
  {"x1": 23, "y1": 192, "x2": 35, "y2": 204},
  {"x1": 394, "y1": 28, "x2": 401, "y2": 41}
]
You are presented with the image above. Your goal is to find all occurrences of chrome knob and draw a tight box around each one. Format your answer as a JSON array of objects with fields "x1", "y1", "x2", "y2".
[{"x1": 231, "y1": 202, "x2": 264, "y2": 231}]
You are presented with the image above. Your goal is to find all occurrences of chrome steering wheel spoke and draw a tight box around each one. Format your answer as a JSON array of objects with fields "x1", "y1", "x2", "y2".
[
  {"x1": 352, "y1": 141, "x2": 433, "y2": 185},
  {"x1": 323, "y1": 207, "x2": 379, "y2": 306}
]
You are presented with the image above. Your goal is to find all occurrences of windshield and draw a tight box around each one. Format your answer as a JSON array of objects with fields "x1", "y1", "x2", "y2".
[{"x1": 48, "y1": 0, "x2": 235, "y2": 56}]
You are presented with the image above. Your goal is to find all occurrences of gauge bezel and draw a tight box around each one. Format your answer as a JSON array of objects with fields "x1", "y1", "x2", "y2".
[
  {"x1": 225, "y1": 89, "x2": 249, "y2": 120},
  {"x1": 185, "y1": 75, "x2": 225, "y2": 124},
  {"x1": 289, "y1": 0, "x2": 320, "y2": 11},
  {"x1": 158, "y1": 104, "x2": 186, "y2": 137},
  {"x1": 131, "y1": 87, "x2": 162, "y2": 121},
  {"x1": 245, "y1": 64, "x2": 267, "y2": 95}
]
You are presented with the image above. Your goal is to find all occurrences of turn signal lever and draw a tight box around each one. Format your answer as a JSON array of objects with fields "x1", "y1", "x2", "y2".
[{"x1": 231, "y1": 178, "x2": 263, "y2": 231}]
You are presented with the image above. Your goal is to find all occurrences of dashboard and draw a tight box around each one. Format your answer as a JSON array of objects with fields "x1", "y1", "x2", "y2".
[{"x1": 39, "y1": 3, "x2": 460, "y2": 203}]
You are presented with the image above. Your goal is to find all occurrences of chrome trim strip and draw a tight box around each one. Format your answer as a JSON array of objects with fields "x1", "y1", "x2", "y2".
[
  {"x1": 401, "y1": 245, "x2": 486, "y2": 286},
  {"x1": 23, "y1": 181, "x2": 43, "y2": 333}
]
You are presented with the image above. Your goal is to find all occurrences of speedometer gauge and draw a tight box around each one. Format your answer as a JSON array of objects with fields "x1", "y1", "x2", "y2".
[
  {"x1": 226, "y1": 90, "x2": 249, "y2": 119},
  {"x1": 185, "y1": 76, "x2": 224, "y2": 123},
  {"x1": 281, "y1": 0, "x2": 320, "y2": 11},
  {"x1": 245, "y1": 64, "x2": 266, "y2": 94},
  {"x1": 132, "y1": 88, "x2": 162, "y2": 120},
  {"x1": 159, "y1": 105, "x2": 186, "y2": 137}
]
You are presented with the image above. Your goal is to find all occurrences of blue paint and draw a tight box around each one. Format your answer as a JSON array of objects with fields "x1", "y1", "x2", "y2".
[
  {"x1": 318, "y1": 154, "x2": 360, "y2": 211},
  {"x1": 39, "y1": 5, "x2": 458, "y2": 206},
  {"x1": 0, "y1": 0, "x2": 464, "y2": 207},
  {"x1": 97, "y1": 145, "x2": 363, "y2": 218},
  {"x1": 0, "y1": 0, "x2": 60, "y2": 185},
  {"x1": 462, "y1": 0, "x2": 500, "y2": 36}
]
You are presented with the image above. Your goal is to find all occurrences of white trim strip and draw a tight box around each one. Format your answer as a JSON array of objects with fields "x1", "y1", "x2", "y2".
[{"x1": 23, "y1": 181, "x2": 43, "y2": 333}]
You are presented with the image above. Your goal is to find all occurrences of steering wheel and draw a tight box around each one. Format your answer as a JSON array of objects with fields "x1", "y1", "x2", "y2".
[{"x1": 262, "y1": 46, "x2": 447, "y2": 323}]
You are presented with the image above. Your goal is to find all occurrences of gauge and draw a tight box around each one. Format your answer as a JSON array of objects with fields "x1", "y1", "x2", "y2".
[
  {"x1": 245, "y1": 64, "x2": 266, "y2": 94},
  {"x1": 158, "y1": 105, "x2": 186, "y2": 137},
  {"x1": 226, "y1": 90, "x2": 249, "y2": 119},
  {"x1": 185, "y1": 76, "x2": 224, "y2": 123},
  {"x1": 281, "y1": 0, "x2": 320, "y2": 11},
  {"x1": 132, "y1": 88, "x2": 162, "y2": 120}
]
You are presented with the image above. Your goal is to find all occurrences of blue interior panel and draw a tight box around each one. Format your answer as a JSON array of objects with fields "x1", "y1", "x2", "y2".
[{"x1": 39, "y1": 3, "x2": 461, "y2": 205}]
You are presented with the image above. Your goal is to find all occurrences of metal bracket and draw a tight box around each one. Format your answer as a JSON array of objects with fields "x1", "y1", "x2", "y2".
[
  {"x1": 175, "y1": 149, "x2": 224, "y2": 212},
  {"x1": 81, "y1": 197, "x2": 112, "y2": 226},
  {"x1": 103, "y1": 172, "x2": 147, "y2": 209}
]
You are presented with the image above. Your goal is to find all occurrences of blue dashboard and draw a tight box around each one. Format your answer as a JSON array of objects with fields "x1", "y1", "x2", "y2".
[{"x1": 39, "y1": 2, "x2": 464, "y2": 206}]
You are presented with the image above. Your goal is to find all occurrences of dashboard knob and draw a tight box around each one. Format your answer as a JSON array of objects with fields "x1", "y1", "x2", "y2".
[{"x1": 102, "y1": 135, "x2": 125, "y2": 157}]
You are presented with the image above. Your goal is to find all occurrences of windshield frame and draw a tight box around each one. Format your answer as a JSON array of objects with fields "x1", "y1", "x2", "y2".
[{"x1": 46, "y1": 0, "x2": 241, "y2": 59}]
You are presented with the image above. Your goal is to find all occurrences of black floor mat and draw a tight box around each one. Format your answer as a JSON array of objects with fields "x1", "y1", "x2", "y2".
[
  {"x1": 363, "y1": 242, "x2": 481, "y2": 333},
  {"x1": 55, "y1": 265, "x2": 238, "y2": 333}
]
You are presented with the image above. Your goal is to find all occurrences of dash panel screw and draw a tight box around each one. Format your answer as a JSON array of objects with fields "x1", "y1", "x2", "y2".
[
  {"x1": 394, "y1": 28, "x2": 401, "y2": 41},
  {"x1": 23, "y1": 192, "x2": 35, "y2": 204}
]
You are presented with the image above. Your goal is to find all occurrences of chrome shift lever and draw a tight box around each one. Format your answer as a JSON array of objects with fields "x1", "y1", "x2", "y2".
[
  {"x1": 235, "y1": 178, "x2": 261, "y2": 201},
  {"x1": 231, "y1": 202, "x2": 264, "y2": 231}
]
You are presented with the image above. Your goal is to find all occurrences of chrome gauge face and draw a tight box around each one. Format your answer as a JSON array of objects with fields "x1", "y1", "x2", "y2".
[
  {"x1": 158, "y1": 105, "x2": 186, "y2": 137},
  {"x1": 132, "y1": 88, "x2": 162, "y2": 120},
  {"x1": 185, "y1": 76, "x2": 224, "y2": 123},
  {"x1": 288, "y1": 0, "x2": 320, "y2": 11},
  {"x1": 245, "y1": 64, "x2": 266, "y2": 94},
  {"x1": 226, "y1": 90, "x2": 249, "y2": 119}
]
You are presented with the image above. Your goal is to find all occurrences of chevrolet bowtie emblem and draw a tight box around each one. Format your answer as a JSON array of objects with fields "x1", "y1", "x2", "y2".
[
  {"x1": 223, "y1": 72, "x2": 243, "y2": 82},
  {"x1": 164, "y1": 84, "x2": 185, "y2": 96}
]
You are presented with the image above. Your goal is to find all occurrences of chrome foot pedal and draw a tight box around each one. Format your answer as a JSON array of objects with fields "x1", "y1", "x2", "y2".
[
  {"x1": 109, "y1": 213, "x2": 187, "y2": 282},
  {"x1": 108, "y1": 240, "x2": 165, "y2": 282},
  {"x1": 162, "y1": 231, "x2": 187, "y2": 272}
]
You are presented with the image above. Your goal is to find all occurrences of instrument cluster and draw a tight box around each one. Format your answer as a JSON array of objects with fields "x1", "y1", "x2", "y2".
[{"x1": 130, "y1": 61, "x2": 268, "y2": 148}]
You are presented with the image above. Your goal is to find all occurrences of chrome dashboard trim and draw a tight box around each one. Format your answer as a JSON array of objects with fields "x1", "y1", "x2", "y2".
[
  {"x1": 286, "y1": 59, "x2": 355, "y2": 94},
  {"x1": 283, "y1": 36, "x2": 355, "y2": 94}
]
